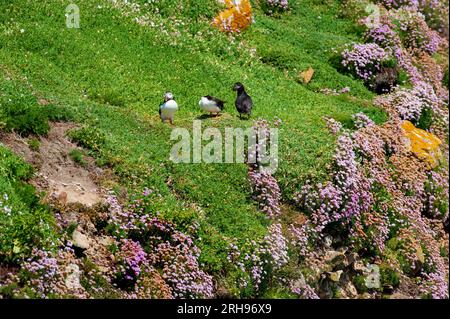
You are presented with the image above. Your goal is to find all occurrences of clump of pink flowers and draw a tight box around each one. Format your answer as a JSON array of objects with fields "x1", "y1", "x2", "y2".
[
  {"x1": 375, "y1": 80, "x2": 439, "y2": 122},
  {"x1": 248, "y1": 169, "x2": 281, "y2": 218},
  {"x1": 393, "y1": 7, "x2": 442, "y2": 55},
  {"x1": 21, "y1": 249, "x2": 61, "y2": 298},
  {"x1": 248, "y1": 119, "x2": 282, "y2": 219},
  {"x1": 106, "y1": 191, "x2": 214, "y2": 299},
  {"x1": 116, "y1": 239, "x2": 147, "y2": 280},
  {"x1": 226, "y1": 223, "x2": 289, "y2": 294},
  {"x1": 291, "y1": 283, "x2": 320, "y2": 299},
  {"x1": 341, "y1": 43, "x2": 390, "y2": 81},
  {"x1": 324, "y1": 117, "x2": 343, "y2": 135},
  {"x1": 376, "y1": 0, "x2": 420, "y2": 8},
  {"x1": 352, "y1": 112, "x2": 375, "y2": 129},
  {"x1": 264, "y1": 0, "x2": 290, "y2": 14}
]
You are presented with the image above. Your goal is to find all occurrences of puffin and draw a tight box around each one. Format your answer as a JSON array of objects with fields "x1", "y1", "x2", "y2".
[
  {"x1": 159, "y1": 92, "x2": 178, "y2": 124},
  {"x1": 199, "y1": 95, "x2": 225, "y2": 116},
  {"x1": 233, "y1": 82, "x2": 253, "y2": 119}
]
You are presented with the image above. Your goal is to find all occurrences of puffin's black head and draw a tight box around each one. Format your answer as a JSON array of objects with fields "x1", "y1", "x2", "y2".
[{"x1": 233, "y1": 82, "x2": 245, "y2": 92}]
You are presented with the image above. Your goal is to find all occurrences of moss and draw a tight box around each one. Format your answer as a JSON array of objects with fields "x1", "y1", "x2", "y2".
[
  {"x1": 353, "y1": 275, "x2": 368, "y2": 293},
  {"x1": 28, "y1": 138, "x2": 40, "y2": 152},
  {"x1": 69, "y1": 149, "x2": 87, "y2": 167},
  {"x1": 380, "y1": 266, "x2": 400, "y2": 289}
]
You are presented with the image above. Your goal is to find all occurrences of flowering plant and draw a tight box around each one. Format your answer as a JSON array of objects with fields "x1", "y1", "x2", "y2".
[
  {"x1": 341, "y1": 43, "x2": 391, "y2": 83},
  {"x1": 261, "y1": 0, "x2": 290, "y2": 15}
]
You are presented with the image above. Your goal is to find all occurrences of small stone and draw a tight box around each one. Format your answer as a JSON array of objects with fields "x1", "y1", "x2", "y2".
[
  {"x1": 99, "y1": 236, "x2": 114, "y2": 247},
  {"x1": 331, "y1": 254, "x2": 347, "y2": 270},
  {"x1": 72, "y1": 230, "x2": 90, "y2": 249},
  {"x1": 365, "y1": 264, "x2": 381, "y2": 289},
  {"x1": 323, "y1": 236, "x2": 333, "y2": 248},
  {"x1": 345, "y1": 281, "x2": 358, "y2": 298},
  {"x1": 346, "y1": 252, "x2": 359, "y2": 266},
  {"x1": 65, "y1": 264, "x2": 82, "y2": 290},
  {"x1": 353, "y1": 260, "x2": 367, "y2": 272},
  {"x1": 328, "y1": 270, "x2": 343, "y2": 282},
  {"x1": 324, "y1": 250, "x2": 343, "y2": 263},
  {"x1": 390, "y1": 292, "x2": 412, "y2": 299}
]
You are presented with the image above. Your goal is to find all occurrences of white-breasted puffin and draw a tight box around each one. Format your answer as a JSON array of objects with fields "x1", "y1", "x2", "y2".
[
  {"x1": 159, "y1": 92, "x2": 178, "y2": 125},
  {"x1": 199, "y1": 95, "x2": 225, "y2": 116}
]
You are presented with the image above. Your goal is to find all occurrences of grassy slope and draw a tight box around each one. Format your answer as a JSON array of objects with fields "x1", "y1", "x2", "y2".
[{"x1": 0, "y1": 0, "x2": 385, "y2": 271}]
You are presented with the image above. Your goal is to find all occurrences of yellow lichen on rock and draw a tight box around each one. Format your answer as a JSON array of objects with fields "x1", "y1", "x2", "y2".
[
  {"x1": 402, "y1": 120, "x2": 442, "y2": 168},
  {"x1": 212, "y1": 0, "x2": 252, "y2": 33}
]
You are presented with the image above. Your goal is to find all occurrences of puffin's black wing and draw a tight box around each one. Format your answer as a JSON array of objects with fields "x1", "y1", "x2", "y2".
[
  {"x1": 205, "y1": 95, "x2": 226, "y2": 110},
  {"x1": 236, "y1": 93, "x2": 253, "y2": 115}
]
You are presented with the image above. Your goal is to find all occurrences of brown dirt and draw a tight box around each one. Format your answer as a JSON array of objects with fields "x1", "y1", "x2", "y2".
[
  {"x1": 0, "y1": 122, "x2": 104, "y2": 207},
  {"x1": 1, "y1": 123, "x2": 118, "y2": 288}
]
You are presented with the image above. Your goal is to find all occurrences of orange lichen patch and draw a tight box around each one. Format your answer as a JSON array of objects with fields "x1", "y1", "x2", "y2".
[
  {"x1": 212, "y1": 0, "x2": 253, "y2": 33},
  {"x1": 402, "y1": 120, "x2": 442, "y2": 168},
  {"x1": 298, "y1": 67, "x2": 315, "y2": 84}
]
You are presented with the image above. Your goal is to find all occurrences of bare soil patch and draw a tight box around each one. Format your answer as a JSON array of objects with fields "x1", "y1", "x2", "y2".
[{"x1": 1, "y1": 122, "x2": 105, "y2": 207}]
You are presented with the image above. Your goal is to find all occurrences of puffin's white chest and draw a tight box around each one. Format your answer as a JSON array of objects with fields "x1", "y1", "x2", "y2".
[
  {"x1": 199, "y1": 97, "x2": 221, "y2": 113},
  {"x1": 160, "y1": 100, "x2": 178, "y2": 119}
]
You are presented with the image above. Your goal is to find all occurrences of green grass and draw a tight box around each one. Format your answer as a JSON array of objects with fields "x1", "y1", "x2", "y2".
[
  {"x1": 0, "y1": 0, "x2": 386, "y2": 281},
  {"x1": 28, "y1": 138, "x2": 40, "y2": 152},
  {"x1": 0, "y1": 145, "x2": 58, "y2": 263},
  {"x1": 69, "y1": 149, "x2": 87, "y2": 166}
]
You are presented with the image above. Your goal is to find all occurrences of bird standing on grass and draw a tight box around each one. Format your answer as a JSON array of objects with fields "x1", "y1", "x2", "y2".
[
  {"x1": 159, "y1": 92, "x2": 178, "y2": 125},
  {"x1": 199, "y1": 95, "x2": 226, "y2": 116},
  {"x1": 233, "y1": 82, "x2": 253, "y2": 119}
]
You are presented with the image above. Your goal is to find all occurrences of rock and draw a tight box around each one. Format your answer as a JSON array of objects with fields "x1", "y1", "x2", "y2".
[
  {"x1": 65, "y1": 264, "x2": 82, "y2": 290},
  {"x1": 361, "y1": 292, "x2": 372, "y2": 299},
  {"x1": 345, "y1": 281, "x2": 358, "y2": 298},
  {"x1": 324, "y1": 250, "x2": 344, "y2": 263},
  {"x1": 318, "y1": 280, "x2": 334, "y2": 299},
  {"x1": 328, "y1": 270, "x2": 343, "y2": 282},
  {"x1": 364, "y1": 264, "x2": 381, "y2": 289},
  {"x1": 299, "y1": 67, "x2": 315, "y2": 84},
  {"x1": 346, "y1": 252, "x2": 359, "y2": 266},
  {"x1": 57, "y1": 192, "x2": 68, "y2": 205},
  {"x1": 402, "y1": 121, "x2": 442, "y2": 168},
  {"x1": 98, "y1": 236, "x2": 115, "y2": 247},
  {"x1": 72, "y1": 230, "x2": 90, "y2": 249},
  {"x1": 332, "y1": 254, "x2": 348, "y2": 270},
  {"x1": 290, "y1": 274, "x2": 307, "y2": 293},
  {"x1": 335, "y1": 275, "x2": 358, "y2": 299},
  {"x1": 212, "y1": 0, "x2": 252, "y2": 33},
  {"x1": 373, "y1": 66, "x2": 399, "y2": 94},
  {"x1": 323, "y1": 236, "x2": 333, "y2": 248},
  {"x1": 353, "y1": 260, "x2": 367, "y2": 272},
  {"x1": 444, "y1": 214, "x2": 449, "y2": 233},
  {"x1": 390, "y1": 292, "x2": 412, "y2": 299},
  {"x1": 415, "y1": 245, "x2": 425, "y2": 265}
]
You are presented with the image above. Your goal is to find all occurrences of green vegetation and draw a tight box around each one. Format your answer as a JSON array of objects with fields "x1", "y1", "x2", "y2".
[
  {"x1": 69, "y1": 149, "x2": 87, "y2": 167},
  {"x1": 0, "y1": 0, "x2": 390, "y2": 296},
  {"x1": 0, "y1": 145, "x2": 58, "y2": 263},
  {"x1": 28, "y1": 138, "x2": 40, "y2": 152}
]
